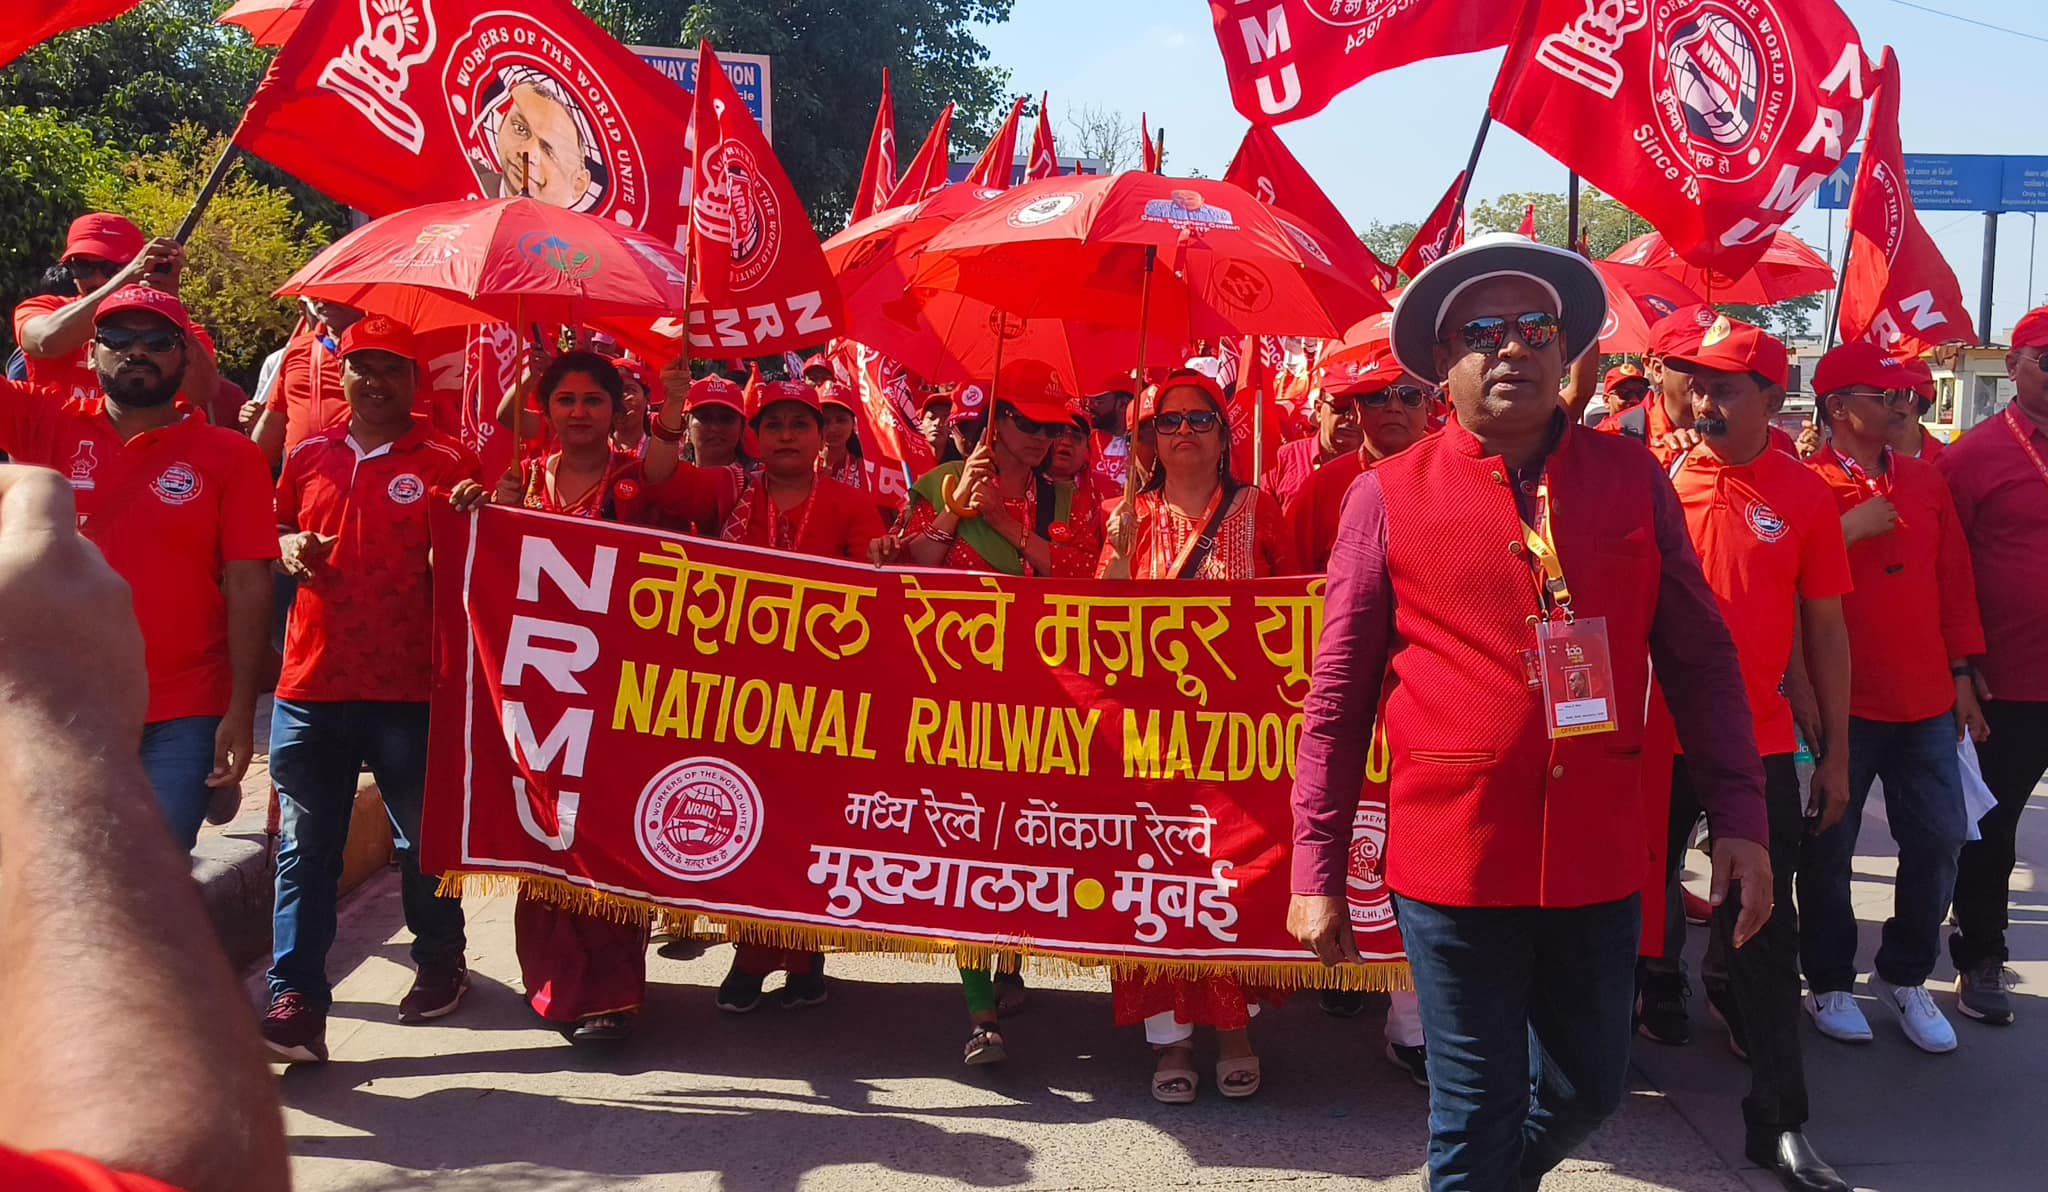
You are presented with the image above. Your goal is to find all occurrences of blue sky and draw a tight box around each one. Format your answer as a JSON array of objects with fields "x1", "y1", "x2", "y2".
[{"x1": 976, "y1": 0, "x2": 2046, "y2": 338}]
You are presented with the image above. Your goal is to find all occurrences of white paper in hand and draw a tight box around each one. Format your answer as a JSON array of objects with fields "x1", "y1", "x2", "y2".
[{"x1": 1958, "y1": 736, "x2": 1998, "y2": 843}]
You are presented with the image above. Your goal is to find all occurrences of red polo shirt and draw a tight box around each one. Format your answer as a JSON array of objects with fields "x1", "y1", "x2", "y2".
[
  {"x1": 0, "y1": 383, "x2": 277, "y2": 723},
  {"x1": 1281, "y1": 446, "x2": 1371, "y2": 572},
  {"x1": 0, "y1": 1146, "x2": 179, "y2": 1192},
  {"x1": 1913, "y1": 428, "x2": 1945, "y2": 461},
  {"x1": 276, "y1": 420, "x2": 482, "y2": 703},
  {"x1": 1808, "y1": 444, "x2": 1982, "y2": 722},
  {"x1": 1670, "y1": 442, "x2": 1854, "y2": 755},
  {"x1": 1938, "y1": 409, "x2": 2048, "y2": 701}
]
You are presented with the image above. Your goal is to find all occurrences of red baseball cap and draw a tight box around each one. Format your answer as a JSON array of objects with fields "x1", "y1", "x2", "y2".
[
  {"x1": 948, "y1": 383, "x2": 990, "y2": 424},
  {"x1": 749, "y1": 378, "x2": 821, "y2": 420},
  {"x1": 2014, "y1": 305, "x2": 2048, "y2": 350},
  {"x1": 686, "y1": 375, "x2": 745, "y2": 413},
  {"x1": 1321, "y1": 341, "x2": 1403, "y2": 395},
  {"x1": 800, "y1": 353, "x2": 833, "y2": 380},
  {"x1": 64, "y1": 213, "x2": 145, "y2": 263},
  {"x1": 1813, "y1": 342, "x2": 1934, "y2": 399},
  {"x1": 337, "y1": 314, "x2": 418, "y2": 363},
  {"x1": 915, "y1": 387, "x2": 952, "y2": 415},
  {"x1": 816, "y1": 380, "x2": 856, "y2": 410},
  {"x1": 1662, "y1": 314, "x2": 1789, "y2": 389},
  {"x1": 93, "y1": 285, "x2": 194, "y2": 336},
  {"x1": 995, "y1": 358, "x2": 1078, "y2": 424},
  {"x1": 1646, "y1": 303, "x2": 1721, "y2": 359},
  {"x1": 1603, "y1": 363, "x2": 1648, "y2": 390},
  {"x1": 1135, "y1": 370, "x2": 1228, "y2": 425}
]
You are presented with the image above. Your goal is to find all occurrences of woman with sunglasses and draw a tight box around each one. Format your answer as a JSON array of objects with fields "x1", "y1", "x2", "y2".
[
  {"x1": 1281, "y1": 342, "x2": 1437, "y2": 571},
  {"x1": 453, "y1": 350, "x2": 727, "y2": 1045},
  {"x1": 1098, "y1": 372, "x2": 1294, "y2": 1102}
]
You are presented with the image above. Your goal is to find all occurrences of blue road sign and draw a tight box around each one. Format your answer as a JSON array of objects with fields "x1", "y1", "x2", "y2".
[
  {"x1": 631, "y1": 47, "x2": 773, "y2": 142},
  {"x1": 1818, "y1": 153, "x2": 2048, "y2": 213}
]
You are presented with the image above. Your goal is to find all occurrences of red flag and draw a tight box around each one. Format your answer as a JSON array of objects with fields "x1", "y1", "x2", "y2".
[
  {"x1": 1839, "y1": 50, "x2": 1974, "y2": 355},
  {"x1": 851, "y1": 69, "x2": 899, "y2": 223},
  {"x1": 886, "y1": 103, "x2": 956, "y2": 206},
  {"x1": 840, "y1": 341, "x2": 935, "y2": 502},
  {"x1": 2, "y1": 1, "x2": 144, "y2": 69},
  {"x1": 1223, "y1": 124, "x2": 1397, "y2": 291},
  {"x1": 965, "y1": 96, "x2": 1027, "y2": 190},
  {"x1": 1207, "y1": 1, "x2": 1506, "y2": 125},
  {"x1": 1025, "y1": 94, "x2": 1061, "y2": 182},
  {"x1": 1140, "y1": 113, "x2": 1160, "y2": 174},
  {"x1": 1489, "y1": 0, "x2": 1871, "y2": 278},
  {"x1": 232, "y1": 0, "x2": 696, "y2": 247},
  {"x1": 687, "y1": 41, "x2": 844, "y2": 356},
  {"x1": 1398, "y1": 171, "x2": 1468, "y2": 282},
  {"x1": 1227, "y1": 335, "x2": 1285, "y2": 484},
  {"x1": 1517, "y1": 202, "x2": 1538, "y2": 240}
]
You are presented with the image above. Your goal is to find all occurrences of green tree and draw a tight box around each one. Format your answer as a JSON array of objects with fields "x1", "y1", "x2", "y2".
[
  {"x1": 582, "y1": 0, "x2": 1015, "y2": 226},
  {"x1": 0, "y1": 106, "x2": 122, "y2": 347},
  {"x1": 86, "y1": 129, "x2": 334, "y2": 385},
  {"x1": 1361, "y1": 220, "x2": 1419, "y2": 274}
]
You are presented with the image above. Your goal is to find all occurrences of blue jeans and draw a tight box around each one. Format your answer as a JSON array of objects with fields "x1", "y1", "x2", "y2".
[
  {"x1": 140, "y1": 715, "x2": 220, "y2": 852},
  {"x1": 1799, "y1": 713, "x2": 1967, "y2": 991},
  {"x1": 1395, "y1": 893, "x2": 1640, "y2": 1192},
  {"x1": 268, "y1": 699, "x2": 466, "y2": 1008}
]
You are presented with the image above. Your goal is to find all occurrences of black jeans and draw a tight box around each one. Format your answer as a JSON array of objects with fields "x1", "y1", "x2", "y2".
[
  {"x1": 1951, "y1": 700, "x2": 2048, "y2": 970},
  {"x1": 1676, "y1": 753, "x2": 1809, "y2": 1138}
]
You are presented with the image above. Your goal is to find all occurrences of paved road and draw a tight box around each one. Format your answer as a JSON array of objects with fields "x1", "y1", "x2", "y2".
[{"x1": 258, "y1": 783, "x2": 2048, "y2": 1191}]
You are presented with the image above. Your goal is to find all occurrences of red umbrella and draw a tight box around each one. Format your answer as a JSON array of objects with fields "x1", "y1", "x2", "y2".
[
  {"x1": 278, "y1": 197, "x2": 692, "y2": 335},
  {"x1": 912, "y1": 173, "x2": 1388, "y2": 344},
  {"x1": 217, "y1": 0, "x2": 310, "y2": 46},
  {"x1": 1607, "y1": 229, "x2": 1832, "y2": 305},
  {"x1": 1591, "y1": 261, "x2": 1709, "y2": 355},
  {"x1": 1320, "y1": 311, "x2": 1394, "y2": 370}
]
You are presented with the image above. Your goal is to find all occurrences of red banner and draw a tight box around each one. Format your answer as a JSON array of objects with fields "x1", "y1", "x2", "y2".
[
  {"x1": 1489, "y1": 0, "x2": 1870, "y2": 278},
  {"x1": 886, "y1": 104, "x2": 955, "y2": 207},
  {"x1": 3, "y1": 1, "x2": 144, "y2": 69},
  {"x1": 234, "y1": 0, "x2": 694, "y2": 247},
  {"x1": 964, "y1": 97, "x2": 1027, "y2": 190},
  {"x1": 1398, "y1": 171, "x2": 1467, "y2": 283},
  {"x1": 1141, "y1": 113, "x2": 1161, "y2": 174},
  {"x1": 1838, "y1": 50, "x2": 1974, "y2": 355},
  {"x1": 1207, "y1": 1, "x2": 1506, "y2": 125},
  {"x1": 1224, "y1": 125, "x2": 1396, "y2": 291},
  {"x1": 423, "y1": 505, "x2": 1405, "y2": 985},
  {"x1": 850, "y1": 69, "x2": 899, "y2": 224},
  {"x1": 1026, "y1": 95, "x2": 1061, "y2": 182}
]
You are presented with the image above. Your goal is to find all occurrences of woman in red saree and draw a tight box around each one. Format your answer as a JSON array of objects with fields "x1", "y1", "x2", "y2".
[
  {"x1": 1099, "y1": 371, "x2": 1294, "y2": 1102},
  {"x1": 453, "y1": 351, "x2": 727, "y2": 1044}
]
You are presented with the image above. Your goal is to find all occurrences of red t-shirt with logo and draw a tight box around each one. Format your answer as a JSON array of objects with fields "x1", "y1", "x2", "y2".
[
  {"x1": 1670, "y1": 444, "x2": 1854, "y2": 755},
  {"x1": 0, "y1": 383, "x2": 279, "y2": 722},
  {"x1": 13, "y1": 295, "x2": 219, "y2": 404},
  {"x1": 0, "y1": 1146, "x2": 181, "y2": 1192},
  {"x1": 276, "y1": 421, "x2": 482, "y2": 703}
]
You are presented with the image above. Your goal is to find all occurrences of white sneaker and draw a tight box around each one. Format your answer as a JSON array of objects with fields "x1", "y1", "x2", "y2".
[
  {"x1": 1804, "y1": 991, "x2": 1873, "y2": 1043},
  {"x1": 1875, "y1": 978, "x2": 1957, "y2": 1053}
]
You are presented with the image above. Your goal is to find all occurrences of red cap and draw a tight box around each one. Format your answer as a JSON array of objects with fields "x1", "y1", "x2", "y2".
[
  {"x1": 1663, "y1": 314, "x2": 1789, "y2": 389},
  {"x1": 1135, "y1": 370, "x2": 1228, "y2": 425},
  {"x1": 1321, "y1": 341, "x2": 1402, "y2": 395},
  {"x1": 614, "y1": 355, "x2": 658, "y2": 399},
  {"x1": 749, "y1": 378, "x2": 821, "y2": 420},
  {"x1": 948, "y1": 383, "x2": 990, "y2": 423},
  {"x1": 800, "y1": 353, "x2": 833, "y2": 379},
  {"x1": 1603, "y1": 363, "x2": 1647, "y2": 390},
  {"x1": 994, "y1": 358, "x2": 1077, "y2": 423},
  {"x1": 92, "y1": 286, "x2": 194, "y2": 336},
  {"x1": 1813, "y1": 342, "x2": 1934, "y2": 399},
  {"x1": 337, "y1": 314, "x2": 418, "y2": 362},
  {"x1": 64, "y1": 213, "x2": 145, "y2": 263},
  {"x1": 816, "y1": 380, "x2": 856, "y2": 410},
  {"x1": 686, "y1": 375, "x2": 745, "y2": 413},
  {"x1": 1646, "y1": 303, "x2": 1720, "y2": 358},
  {"x1": 2014, "y1": 305, "x2": 2048, "y2": 350},
  {"x1": 915, "y1": 386, "x2": 952, "y2": 415},
  {"x1": 1065, "y1": 398, "x2": 1090, "y2": 429}
]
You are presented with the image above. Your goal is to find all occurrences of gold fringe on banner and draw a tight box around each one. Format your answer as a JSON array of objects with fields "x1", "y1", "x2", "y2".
[{"x1": 435, "y1": 870, "x2": 1411, "y2": 992}]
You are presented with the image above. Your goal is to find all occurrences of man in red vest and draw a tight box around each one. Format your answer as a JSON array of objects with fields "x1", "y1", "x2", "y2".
[{"x1": 1290, "y1": 233, "x2": 1771, "y2": 1191}]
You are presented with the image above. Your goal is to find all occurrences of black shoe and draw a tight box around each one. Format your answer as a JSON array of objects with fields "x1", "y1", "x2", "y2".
[
  {"x1": 716, "y1": 965, "x2": 766, "y2": 1013},
  {"x1": 1745, "y1": 1131, "x2": 1849, "y2": 1192},
  {"x1": 568, "y1": 1012, "x2": 634, "y2": 1044},
  {"x1": 1635, "y1": 971, "x2": 1693, "y2": 1046},
  {"x1": 778, "y1": 954, "x2": 828, "y2": 1010},
  {"x1": 1321, "y1": 989, "x2": 1369, "y2": 1018},
  {"x1": 1382, "y1": 1038, "x2": 1429, "y2": 1087},
  {"x1": 1705, "y1": 980, "x2": 1748, "y2": 1061}
]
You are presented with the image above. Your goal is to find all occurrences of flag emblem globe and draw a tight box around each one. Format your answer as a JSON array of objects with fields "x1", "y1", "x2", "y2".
[
  {"x1": 635, "y1": 758, "x2": 763, "y2": 881},
  {"x1": 1668, "y1": 12, "x2": 1762, "y2": 151}
]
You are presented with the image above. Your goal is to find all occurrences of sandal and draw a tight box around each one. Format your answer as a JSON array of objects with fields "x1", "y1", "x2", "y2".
[
  {"x1": 1151, "y1": 1043, "x2": 1199, "y2": 1105},
  {"x1": 963, "y1": 1022, "x2": 1007, "y2": 1066},
  {"x1": 1215, "y1": 1054, "x2": 1262, "y2": 1099},
  {"x1": 568, "y1": 1013, "x2": 633, "y2": 1045},
  {"x1": 993, "y1": 969, "x2": 1029, "y2": 1015}
]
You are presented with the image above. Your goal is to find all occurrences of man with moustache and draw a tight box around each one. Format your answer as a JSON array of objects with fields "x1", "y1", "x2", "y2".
[{"x1": 0, "y1": 288, "x2": 274, "y2": 850}]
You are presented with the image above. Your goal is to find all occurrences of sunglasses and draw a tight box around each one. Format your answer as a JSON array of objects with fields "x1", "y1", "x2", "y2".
[
  {"x1": 1329, "y1": 385, "x2": 1431, "y2": 414},
  {"x1": 1455, "y1": 312, "x2": 1562, "y2": 354},
  {"x1": 1004, "y1": 411, "x2": 1062, "y2": 437},
  {"x1": 1844, "y1": 387, "x2": 1917, "y2": 409},
  {"x1": 1154, "y1": 409, "x2": 1222, "y2": 435},
  {"x1": 94, "y1": 326, "x2": 184, "y2": 354},
  {"x1": 66, "y1": 258, "x2": 119, "y2": 282}
]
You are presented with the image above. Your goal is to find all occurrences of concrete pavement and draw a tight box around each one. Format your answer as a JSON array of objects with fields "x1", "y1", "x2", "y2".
[{"x1": 256, "y1": 778, "x2": 2048, "y2": 1191}]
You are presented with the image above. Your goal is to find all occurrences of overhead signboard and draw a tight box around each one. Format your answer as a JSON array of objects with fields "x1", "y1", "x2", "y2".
[
  {"x1": 1818, "y1": 153, "x2": 2048, "y2": 213},
  {"x1": 632, "y1": 46, "x2": 772, "y2": 142}
]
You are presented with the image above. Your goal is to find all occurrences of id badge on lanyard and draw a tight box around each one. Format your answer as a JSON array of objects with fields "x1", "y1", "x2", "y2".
[{"x1": 1524, "y1": 481, "x2": 1619, "y2": 739}]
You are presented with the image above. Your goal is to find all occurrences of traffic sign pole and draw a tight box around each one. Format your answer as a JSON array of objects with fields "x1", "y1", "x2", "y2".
[{"x1": 1981, "y1": 214, "x2": 1999, "y2": 347}]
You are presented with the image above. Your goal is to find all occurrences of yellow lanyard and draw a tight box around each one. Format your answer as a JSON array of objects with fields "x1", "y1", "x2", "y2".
[{"x1": 1520, "y1": 481, "x2": 1574, "y2": 621}]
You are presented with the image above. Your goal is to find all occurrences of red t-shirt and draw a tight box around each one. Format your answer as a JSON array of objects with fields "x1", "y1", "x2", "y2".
[
  {"x1": 1912, "y1": 426, "x2": 1945, "y2": 461},
  {"x1": 0, "y1": 383, "x2": 278, "y2": 722},
  {"x1": 1808, "y1": 444, "x2": 1983, "y2": 722},
  {"x1": 1670, "y1": 443, "x2": 1854, "y2": 755},
  {"x1": 0, "y1": 1147, "x2": 180, "y2": 1192},
  {"x1": 13, "y1": 295, "x2": 219, "y2": 404},
  {"x1": 1937, "y1": 410, "x2": 2048, "y2": 701},
  {"x1": 276, "y1": 420, "x2": 482, "y2": 703}
]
